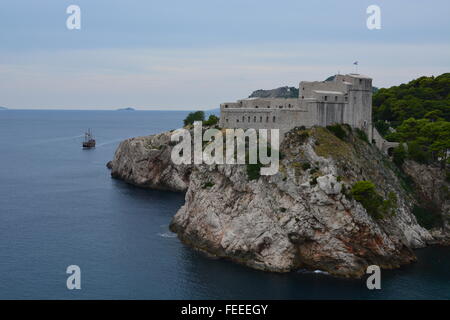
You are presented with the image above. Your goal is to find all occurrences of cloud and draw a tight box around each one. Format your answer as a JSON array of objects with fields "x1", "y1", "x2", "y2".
[{"x1": 1, "y1": 42, "x2": 449, "y2": 109}]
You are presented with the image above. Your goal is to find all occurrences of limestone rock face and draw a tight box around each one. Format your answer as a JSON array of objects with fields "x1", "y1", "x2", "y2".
[
  {"x1": 402, "y1": 160, "x2": 450, "y2": 239},
  {"x1": 109, "y1": 131, "x2": 192, "y2": 192},
  {"x1": 108, "y1": 127, "x2": 441, "y2": 278}
]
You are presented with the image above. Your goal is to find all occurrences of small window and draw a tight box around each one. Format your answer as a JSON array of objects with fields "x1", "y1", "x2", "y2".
[
  {"x1": 324, "y1": 96, "x2": 328, "y2": 101},
  {"x1": 226, "y1": 119, "x2": 229, "y2": 122},
  {"x1": 255, "y1": 106, "x2": 259, "y2": 108},
  {"x1": 260, "y1": 116, "x2": 262, "y2": 122},
  {"x1": 267, "y1": 106, "x2": 270, "y2": 108},
  {"x1": 254, "y1": 116, "x2": 256, "y2": 122},
  {"x1": 279, "y1": 106, "x2": 283, "y2": 109},
  {"x1": 335, "y1": 96, "x2": 338, "y2": 101},
  {"x1": 248, "y1": 116, "x2": 250, "y2": 122},
  {"x1": 225, "y1": 105, "x2": 228, "y2": 108},
  {"x1": 359, "y1": 79, "x2": 362, "y2": 84},
  {"x1": 266, "y1": 116, "x2": 269, "y2": 123},
  {"x1": 302, "y1": 96, "x2": 304, "y2": 99},
  {"x1": 273, "y1": 116, "x2": 276, "y2": 122},
  {"x1": 242, "y1": 116, "x2": 245, "y2": 122},
  {"x1": 237, "y1": 119, "x2": 239, "y2": 123}
]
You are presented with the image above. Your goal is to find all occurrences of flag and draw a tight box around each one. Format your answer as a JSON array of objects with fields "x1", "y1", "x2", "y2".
[{"x1": 353, "y1": 61, "x2": 358, "y2": 65}]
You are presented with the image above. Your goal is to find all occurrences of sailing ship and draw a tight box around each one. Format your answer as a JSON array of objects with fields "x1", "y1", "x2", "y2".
[{"x1": 82, "y1": 129, "x2": 96, "y2": 148}]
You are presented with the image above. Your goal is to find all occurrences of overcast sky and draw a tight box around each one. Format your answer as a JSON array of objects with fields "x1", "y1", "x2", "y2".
[{"x1": 0, "y1": 0, "x2": 449, "y2": 110}]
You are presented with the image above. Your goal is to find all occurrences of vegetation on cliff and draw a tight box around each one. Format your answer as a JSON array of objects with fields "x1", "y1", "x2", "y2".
[
  {"x1": 350, "y1": 181, "x2": 397, "y2": 220},
  {"x1": 373, "y1": 73, "x2": 450, "y2": 167}
]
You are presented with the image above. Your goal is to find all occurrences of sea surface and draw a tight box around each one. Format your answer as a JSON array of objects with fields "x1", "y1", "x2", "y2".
[{"x1": 0, "y1": 109, "x2": 449, "y2": 299}]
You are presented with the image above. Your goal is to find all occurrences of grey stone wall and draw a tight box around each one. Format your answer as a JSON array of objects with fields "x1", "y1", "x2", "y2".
[{"x1": 219, "y1": 73, "x2": 375, "y2": 144}]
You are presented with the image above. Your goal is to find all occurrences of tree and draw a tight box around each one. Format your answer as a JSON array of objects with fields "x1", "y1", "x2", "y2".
[
  {"x1": 350, "y1": 181, "x2": 384, "y2": 220},
  {"x1": 392, "y1": 144, "x2": 407, "y2": 166},
  {"x1": 183, "y1": 111, "x2": 205, "y2": 126},
  {"x1": 204, "y1": 114, "x2": 219, "y2": 126}
]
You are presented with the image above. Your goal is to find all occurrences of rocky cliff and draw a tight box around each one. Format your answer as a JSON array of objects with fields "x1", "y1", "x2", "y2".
[{"x1": 108, "y1": 126, "x2": 445, "y2": 278}]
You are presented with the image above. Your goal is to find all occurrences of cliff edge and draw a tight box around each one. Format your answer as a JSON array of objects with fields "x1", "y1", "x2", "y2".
[{"x1": 108, "y1": 126, "x2": 446, "y2": 278}]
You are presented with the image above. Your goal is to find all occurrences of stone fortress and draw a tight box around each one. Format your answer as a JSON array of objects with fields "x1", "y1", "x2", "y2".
[{"x1": 219, "y1": 73, "x2": 397, "y2": 154}]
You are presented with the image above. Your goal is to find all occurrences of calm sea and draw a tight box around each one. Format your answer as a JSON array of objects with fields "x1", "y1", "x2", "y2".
[{"x1": 0, "y1": 110, "x2": 449, "y2": 299}]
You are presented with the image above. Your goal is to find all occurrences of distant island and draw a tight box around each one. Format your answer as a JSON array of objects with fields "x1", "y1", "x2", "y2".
[
  {"x1": 117, "y1": 107, "x2": 135, "y2": 111},
  {"x1": 0, "y1": 106, "x2": 8, "y2": 110}
]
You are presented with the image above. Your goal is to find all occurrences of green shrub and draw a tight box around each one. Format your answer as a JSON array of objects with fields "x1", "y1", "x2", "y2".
[
  {"x1": 301, "y1": 162, "x2": 311, "y2": 170},
  {"x1": 375, "y1": 120, "x2": 390, "y2": 136},
  {"x1": 326, "y1": 124, "x2": 347, "y2": 140},
  {"x1": 246, "y1": 163, "x2": 262, "y2": 181},
  {"x1": 204, "y1": 114, "x2": 219, "y2": 126},
  {"x1": 392, "y1": 144, "x2": 407, "y2": 166},
  {"x1": 355, "y1": 128, "x2": 369, "y2": 142},
  {"x1": 380, "y1": 192, "x2": 398, "y2": 217},
  {"x1": 412, "y1": 205, "x2": 442, "y2": 229},
  {"x1": 350, "y1": 181, "x2": 396, "y2": 220},
  {"x1": 183, "y1": 111, "x2": 205, "y2": 126},
  {"x1": 407, "y1": 141, "x2": 429, "y2": 164},
  {"x1": 202, "y1": 182, "x2": 215, "y2": 189}
]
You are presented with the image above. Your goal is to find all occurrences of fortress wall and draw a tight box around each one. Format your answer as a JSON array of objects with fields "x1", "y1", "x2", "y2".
[
  {"x1": 299, "y1": 81, "x2": 347, "y2": 99},
  {"x1": 316, "y1": 102, "x2": 345, "y2": 127},
  {"x1": 219, "y1": 73, "x2": 374, "y2": 143}
]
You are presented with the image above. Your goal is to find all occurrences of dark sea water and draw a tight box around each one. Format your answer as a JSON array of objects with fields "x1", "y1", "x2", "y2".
[{"x1": 0, "y1": 110, "x2": 449, "y2": 300}]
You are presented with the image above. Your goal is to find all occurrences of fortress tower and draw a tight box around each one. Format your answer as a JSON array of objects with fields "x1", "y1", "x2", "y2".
[{"x1": 219, "y1": 73, "x2": 374, "y2": 142}]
